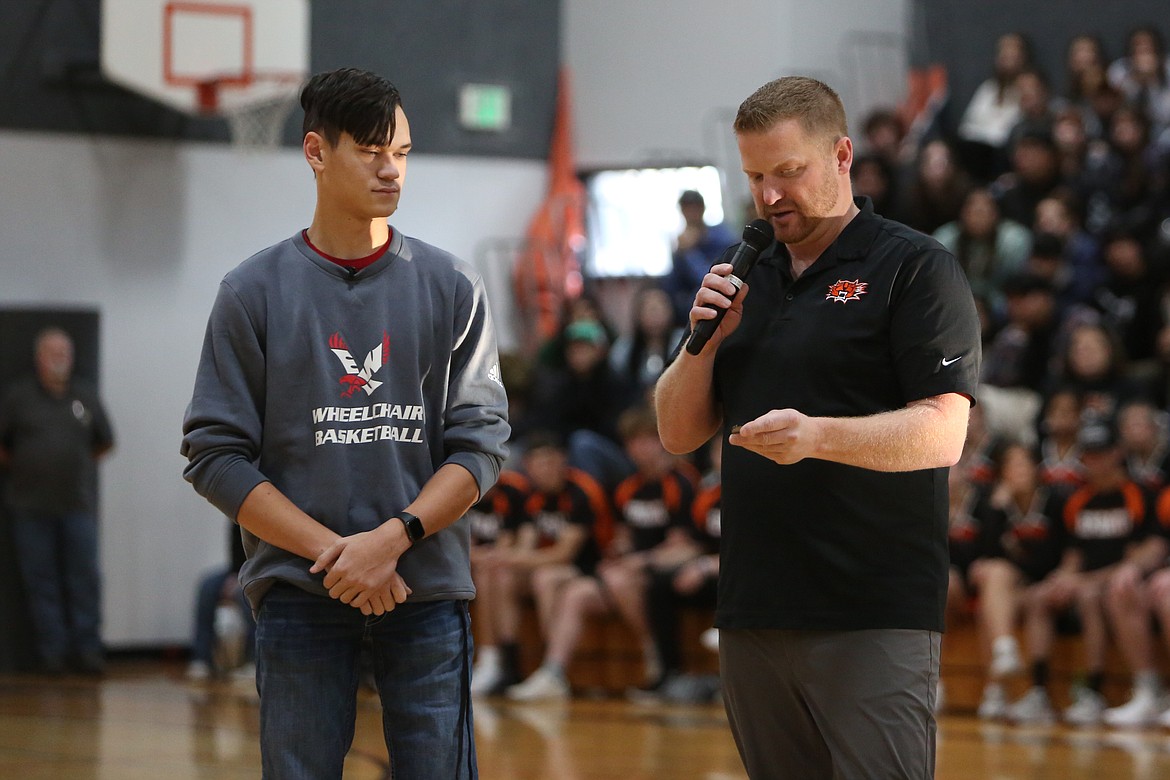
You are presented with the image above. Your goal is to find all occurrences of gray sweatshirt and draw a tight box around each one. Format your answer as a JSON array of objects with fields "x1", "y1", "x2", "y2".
[{"x1": 181, "y1": 229, "x2": 510, "y2": 610}]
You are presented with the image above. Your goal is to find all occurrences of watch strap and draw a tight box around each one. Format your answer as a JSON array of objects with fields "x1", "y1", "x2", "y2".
[{"x1": 398, "y1": 511, "x2": 425, "y2": 543}]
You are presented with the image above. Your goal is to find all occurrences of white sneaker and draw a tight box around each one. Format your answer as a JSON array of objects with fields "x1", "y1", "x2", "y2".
[
  {"x1": 1063, "y1": 687, "x2": 1106, "y2": 726},
  {"x1": 1007, "y1": 687, "x2": 1055, "y2": 725},
  {"x1": 977, "y1": 682, "x2": 1007, "y2": 720},
  {"x1": 1104, "y1": 689, "x2": 1162, "y2": 728},
  {"x1": 231, "y1": 662, "x2": 256, "y2": 682},
  {"x1": 700, "y1": 628, "x2": 719, "y2": 653},
  {"x1": 185, "y1": 660, "x2": 212, "y2": 681},
  {"x1": 470, "y1": 658, "x2": 504, "y2": 697},
  {"x1": 989, "y1": 637, "x2": 1023, "y2": 679},
  {"x1": 505, "y1": 667, "x2": 570, "y2": 702}
]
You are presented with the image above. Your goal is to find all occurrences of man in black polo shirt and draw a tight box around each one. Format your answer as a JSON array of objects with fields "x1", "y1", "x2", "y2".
[{"x1": 656, "y1": 76, "x2": 980, "y2": 779}]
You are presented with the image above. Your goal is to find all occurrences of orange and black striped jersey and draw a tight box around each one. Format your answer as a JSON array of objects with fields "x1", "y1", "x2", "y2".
[
  {"x1": 466, "y1": 470, "x2": 530, "y2": 546},
  {"x1": 522, "y1": 467, "x2": 613, "y2": 571},
  {"x1": 1056, "y1": 480, "x2": 1159, "y2": 571},
  {"x1": 613, "y1": 467, "x2": 697, "y2": 553}
]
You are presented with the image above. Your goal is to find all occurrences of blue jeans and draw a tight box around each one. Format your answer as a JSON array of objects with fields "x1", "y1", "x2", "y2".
[
  {"x1": 256, "y1": 584, "x2": 476, "y2": 779},
  {"x1": 191, "y1": 566, "x2": 255, "y2": 666},
  {"x1": 8, "y1": 508, "x2": 103, "y2": 665}
]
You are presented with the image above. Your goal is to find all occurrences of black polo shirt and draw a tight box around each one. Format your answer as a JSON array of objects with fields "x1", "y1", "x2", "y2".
[
  {"x1": 0, "y1": 376, "x2": 114, "y2": 514},
  {"x1": 712, "y1": 197, "x2": 980, "y2": 632}
]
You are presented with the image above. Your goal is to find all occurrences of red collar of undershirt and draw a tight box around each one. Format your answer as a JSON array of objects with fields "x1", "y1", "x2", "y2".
[{"x1": 302, "y1": 229, "x2": 393, "y2": 272}]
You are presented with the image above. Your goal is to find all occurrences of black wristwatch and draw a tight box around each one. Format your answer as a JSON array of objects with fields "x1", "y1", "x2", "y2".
[{"x1": 397, "y1": 511, "x2": 425, "y2": 543}]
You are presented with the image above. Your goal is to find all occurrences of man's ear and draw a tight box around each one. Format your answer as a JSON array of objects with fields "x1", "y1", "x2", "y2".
[
  {"x1": 304, "y1": 131, "x2": 326, "y2": 173},
  {"x1": 836, "y1": 136, "x2": 854, "y2": 175}
]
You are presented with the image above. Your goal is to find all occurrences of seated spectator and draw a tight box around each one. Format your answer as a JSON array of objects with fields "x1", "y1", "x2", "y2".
[
  {"x1": 186, "y1": 523, "x2": 255, "y2": 680},
  {"x1": 897, "y1": 138, "x2": 973, "y2": 235},
  {"x1": 1051, "y1": 320, "x2": 1141, "y2": 420},
  {"x1": 980, "y1": 273, "x2": 1062, "y2": 439},
  {"x1": 643, "y1": 436, "x2": 722, "y2": 702},
  {"x1": 1082, "y1": 104, "x2": 1162, "y2": 239},
  {"x1": 860, "y1": 107, "x2": 910, "y2": 168},
  {"x1": 1036, "y1": 387, "x2": 1087, "y2": 492},
  {"x1": 957, "y1": 32, "x2": 1033, "y2": 182},
  {"x1": 1025, "y1": 232, "x2": 1081, "y2": 318},
  {"x1": 1117, "y1": 399, "x2": 1170, "y2": 492},
  {"x1": 1102, "y1": 483, "x2": 1170, "y2": 728},
  {"x1": 1146, "y1": 309, "x2": 1170, "y2": 409},
  {"x1": 609, "y1": 285, "x2": 686, "y2": 408},
  {"x1": 993, "y1": 128, "x2": 1064, "y2": 227},
  {"x1": 527, "y1": 318, "x2": 634, "y2": 491},
  {"x1": 1093, "y1": 227, "x2": 1167, "y2": 367},
  {"x1": 933, "y1": 187, "x2": 1032, "y2": 317},
  {"x1": 1006, "y1": 69, "x2": 1057, "y2": 154},
  {"x1": 1051, "y1": 106, "x2": 1092, "y2": 187},
  {"x1": 1007, "y1": 418, "x2": 1156, "y2": 726},
  {"x1": 467, "y1": 467, "x2": 533, "y2": 696},
  {"x1": 851, "y1": 153, "x2": 901, "y2": 221},
  {"x1": 1059, "y1": 33, "x2": 1111, "y2": 140},
  {"x1": 505, "y1": 408, "x2": 697, "y2": 701},
  {"x1": 535, "y1": 292, "x2": 620, "y2": 370},
  {"x1": 1107, "y1": 25, "x2": 1170, "y2": 137},
  {"x1": 662, "y1": 190, "x2": 735, "y2": 327},
  {"x1": 961, "y1": 441, "x2": 1061, "y2": 719},
  {"x1": 1031, "y1": 191, "x2": 1105, "y2": 308}
]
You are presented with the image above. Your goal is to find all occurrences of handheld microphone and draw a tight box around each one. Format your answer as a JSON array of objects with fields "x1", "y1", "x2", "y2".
[{"x1": 685, "y1": 218, "x2": 774, "y2": 355}]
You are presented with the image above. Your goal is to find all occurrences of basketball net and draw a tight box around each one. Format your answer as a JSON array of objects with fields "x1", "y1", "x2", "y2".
[{"x1": 197, "y1": 78, "x2": 300, "y2": 149}]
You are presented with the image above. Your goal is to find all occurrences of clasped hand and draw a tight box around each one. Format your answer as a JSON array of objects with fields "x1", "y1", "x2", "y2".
[
  {"x1": 310, "y1": 527, "x2": 412, "y2": 616},
  {"x1": 729, "y1": 408, "x2": 820, "y2": 465}
]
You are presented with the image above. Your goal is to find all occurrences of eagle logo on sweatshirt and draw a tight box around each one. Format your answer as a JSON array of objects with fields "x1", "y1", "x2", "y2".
[{"x1": 329, "y1": 332, "x2": 389, "y2": 398}]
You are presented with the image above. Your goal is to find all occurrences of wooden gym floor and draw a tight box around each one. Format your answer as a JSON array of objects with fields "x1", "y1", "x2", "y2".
[{"x1": 4, "y1": 659, "x2": 1170, "y2": 779}]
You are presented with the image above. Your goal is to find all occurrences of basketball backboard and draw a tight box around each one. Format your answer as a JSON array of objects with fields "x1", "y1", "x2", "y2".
[{"x1": 100, "y1": 0, "x2": 309, "y2": 116}]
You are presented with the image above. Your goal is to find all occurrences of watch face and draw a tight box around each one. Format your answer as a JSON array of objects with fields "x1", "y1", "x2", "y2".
[{"x1": 402, "y1": 513, "x2": 424, "y2": 541}]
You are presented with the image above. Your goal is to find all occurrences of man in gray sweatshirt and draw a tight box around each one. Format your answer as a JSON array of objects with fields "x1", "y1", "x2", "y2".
[{"x1": 181, "y1": 68, "x2": 509, "y2": 779}]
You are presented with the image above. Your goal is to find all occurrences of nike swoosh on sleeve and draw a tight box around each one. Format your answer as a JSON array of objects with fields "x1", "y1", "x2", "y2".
[{"x1": 941, "y1": 356, "x2": 963, "y2": 366}]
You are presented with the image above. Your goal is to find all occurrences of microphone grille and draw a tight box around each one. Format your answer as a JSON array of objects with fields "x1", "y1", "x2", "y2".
[{"x1": 742, "y1": 218, "x2": 774, "y2": 250}]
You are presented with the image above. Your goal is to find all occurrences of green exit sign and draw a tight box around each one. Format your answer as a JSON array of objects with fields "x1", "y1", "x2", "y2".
[{"x1": 459, "y1": 83, "x2": 512, "y2": 132}]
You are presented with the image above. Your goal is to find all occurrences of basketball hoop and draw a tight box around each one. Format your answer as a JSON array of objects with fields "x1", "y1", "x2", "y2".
[
  {"x1": 102, "y1": 0, "x2": 310, "y2": 147},
  {"x1": 197, "y1": 74, "x2": 302, "y2": 149}
]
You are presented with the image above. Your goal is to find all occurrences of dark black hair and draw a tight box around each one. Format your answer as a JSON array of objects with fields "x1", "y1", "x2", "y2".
[{"x1": 300, "y1": 67, "x2": 402, "y2": 148}]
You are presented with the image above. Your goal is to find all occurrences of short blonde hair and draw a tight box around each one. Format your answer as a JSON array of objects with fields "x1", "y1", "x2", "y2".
[{"x1": 734, "y1": 76, "x2": 848, "y2": 143}]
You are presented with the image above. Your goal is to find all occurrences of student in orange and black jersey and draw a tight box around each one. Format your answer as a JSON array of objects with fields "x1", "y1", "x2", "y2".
[
  {"x1": 950, "y1": 440, "x2": 1061, "y2": 720},
  {"x1": 1037, "y1": 388, "x2": 1087, "y2": 493},
  {"x1": 644, "y1": 436, "x2": 722, "y2": 700},
  {"x1": 1007, "y1": 418, "x2": 1166, "y2": 727},
  {"x1": 505, "y1": 409, "x2": 695, "y2": 701},
  {"x1": 1099, "y1": 482, "x2": 1170, "y2": 728},
  {"x1": 607, "y1": 407, "x2": 702, "y2": 696},
  {"x1": 467, "y1": 468, "x2": 532, "y2": 696},
  {"x1": 470, "y1": 431, "x2": 611, "y2": 697}
]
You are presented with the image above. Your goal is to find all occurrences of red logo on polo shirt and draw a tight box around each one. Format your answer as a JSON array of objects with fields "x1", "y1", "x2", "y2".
[
  {"x1": 328, "y1": 331, "x2": 389, "y2": 398},
  {"x1": 826, "y1": 279, "x2": 868, "y2": 303}
]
